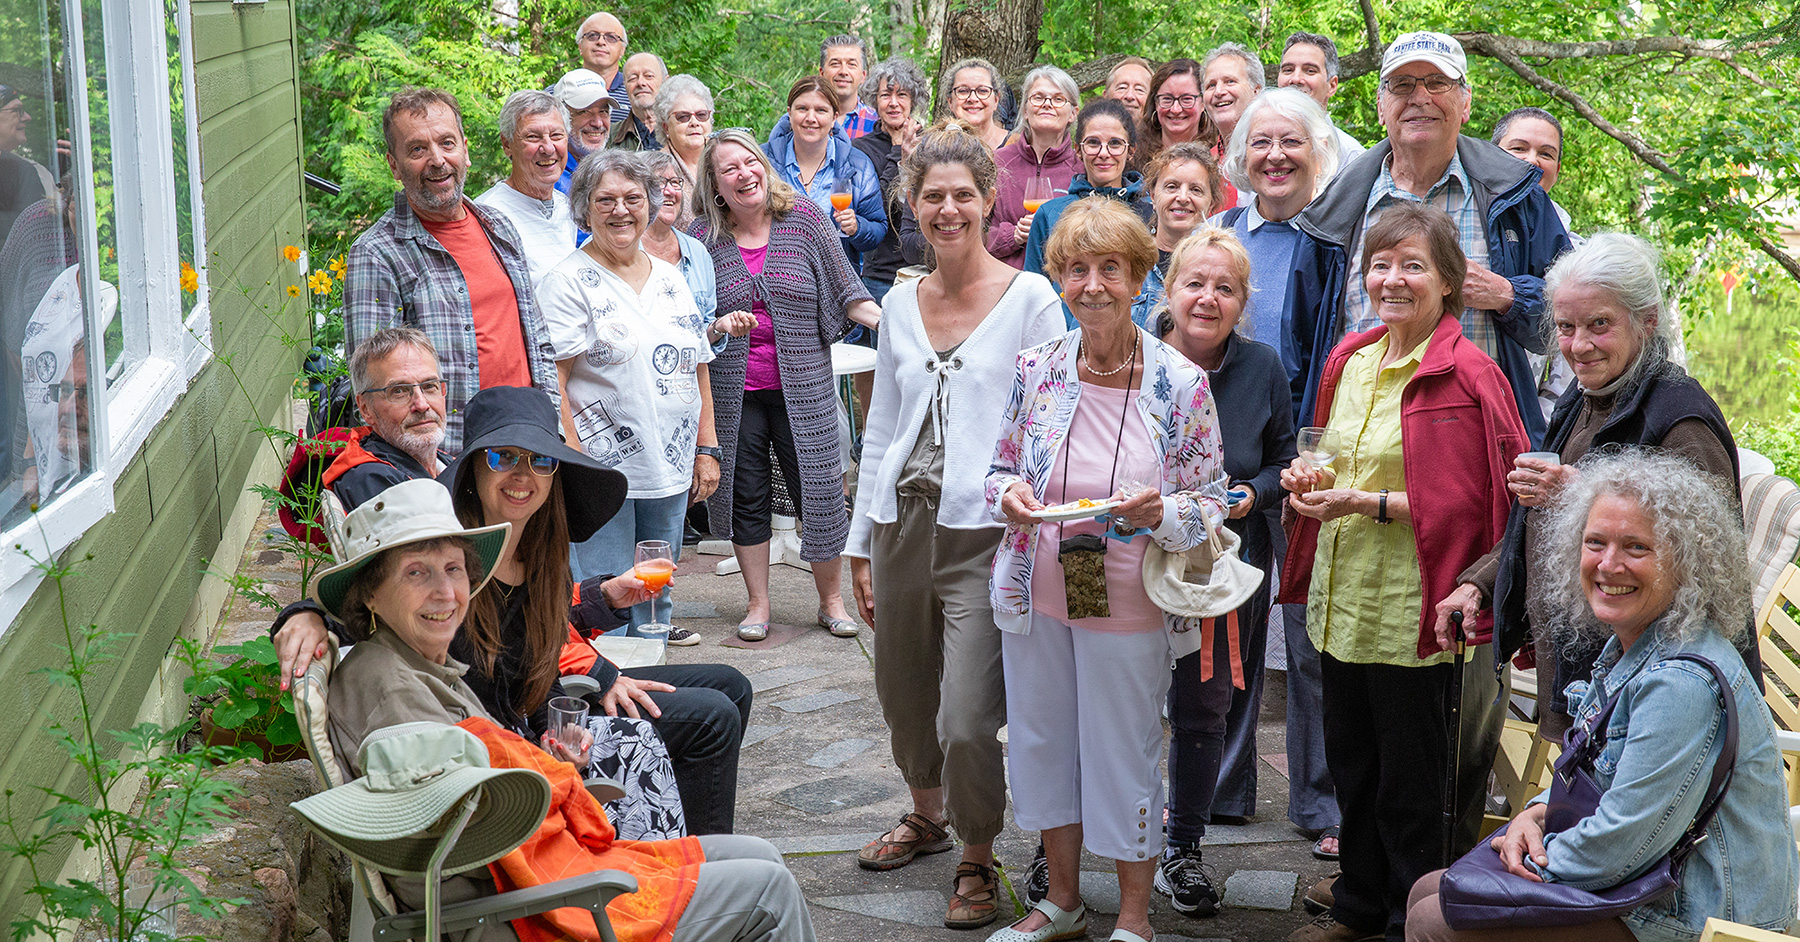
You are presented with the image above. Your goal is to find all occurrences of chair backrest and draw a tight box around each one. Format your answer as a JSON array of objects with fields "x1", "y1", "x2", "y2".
[
  {"x1": 1756, "y1": 562, "x2": 1800, "y2": 733},
  {"x1": 291, "y1": 651, "x2": 401, "y2": 919},
  {"x1": 1744, "y1": 473, "x2": 1800, "y2": 614},
  {"x1": 1696, "y1": 916, "x2": 1791, "y2": 941}
]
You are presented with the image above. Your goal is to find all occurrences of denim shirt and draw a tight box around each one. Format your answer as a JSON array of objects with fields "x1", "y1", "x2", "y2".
[{"x1": 1531, "y1": 620, "x2": 1797, "y2": 941}]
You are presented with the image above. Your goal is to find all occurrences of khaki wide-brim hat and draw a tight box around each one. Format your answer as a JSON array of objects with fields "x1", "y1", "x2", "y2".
[
  {"x1": 1142, "y1": 526, "x2": 1266, "y2": 630},
  {"x1": 313, "y1": 479, "x2": 511, "y2": 618},
  {"x1": 290, "y1": 722, "x2": 551, "y2": 877}
]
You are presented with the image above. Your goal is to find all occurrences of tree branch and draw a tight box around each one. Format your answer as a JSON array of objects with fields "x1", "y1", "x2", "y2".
[
  {"x1": 1357, "y1": 0, "x2": 1381, "y2": 57},
  {"x1": 1335, "y1": 30, "x2": 1782, "y2": 80}
]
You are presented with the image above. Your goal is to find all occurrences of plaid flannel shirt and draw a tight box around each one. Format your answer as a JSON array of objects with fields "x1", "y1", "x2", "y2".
[
  {"x1": 344, "y1": 192, "x2": 560, "y2": 454},
  {"x1": 838, "y1": 102, "x2": 879, "y2": 140}
]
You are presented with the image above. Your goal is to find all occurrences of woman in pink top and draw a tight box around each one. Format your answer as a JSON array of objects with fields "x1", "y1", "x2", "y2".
[
  {"x1": 989, "y1": 66, "x2": 1080, "y2": 270},
  {"x1": 984, "y1": 198, "x2": 1228, "y2": 942}
]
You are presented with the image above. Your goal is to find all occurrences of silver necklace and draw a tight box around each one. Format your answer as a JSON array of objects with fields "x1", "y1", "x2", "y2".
[{"x1": 1079, "y1": 335, "x2": 1139, "y2": 377}]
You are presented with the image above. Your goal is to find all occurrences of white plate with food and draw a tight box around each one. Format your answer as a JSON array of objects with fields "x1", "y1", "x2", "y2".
[{"x1": 1031, "y1": 498, "x2": 1123, "y2": 522}]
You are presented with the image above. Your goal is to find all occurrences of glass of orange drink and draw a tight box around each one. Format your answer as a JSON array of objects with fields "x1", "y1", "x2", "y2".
[{"x1": 634, "y1": 540, "x2": 676, "y2": 645}]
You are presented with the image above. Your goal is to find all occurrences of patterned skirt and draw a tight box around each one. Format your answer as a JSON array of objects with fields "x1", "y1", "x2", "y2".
[{"x1": 586, "y1": 715, "x2": 687, "y2": 840}]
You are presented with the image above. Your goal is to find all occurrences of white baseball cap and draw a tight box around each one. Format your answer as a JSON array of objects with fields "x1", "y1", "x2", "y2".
[
  {"x1": 557, "y1": 68, "x2": 612, "y2": 110},
  {"x1": 1380, "y1": 31, "x2": 1467, "y2": 81}
]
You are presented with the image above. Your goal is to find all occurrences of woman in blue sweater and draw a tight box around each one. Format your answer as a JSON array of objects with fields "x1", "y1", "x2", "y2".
[{"x1": 1022, "y1": 98, "x2": 1153, "y2": 310}]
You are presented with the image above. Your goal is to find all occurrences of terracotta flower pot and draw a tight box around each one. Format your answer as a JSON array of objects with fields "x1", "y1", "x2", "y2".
[{"x1": 199, "y1": 709, "x2": 307, "y2": 764}]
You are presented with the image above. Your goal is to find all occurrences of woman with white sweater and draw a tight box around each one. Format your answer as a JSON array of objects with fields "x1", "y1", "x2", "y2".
[{"x1": 846, "y1": 121, "x2": 1064, "y2": 931}]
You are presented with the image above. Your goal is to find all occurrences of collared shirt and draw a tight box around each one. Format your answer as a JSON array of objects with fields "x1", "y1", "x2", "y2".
[
  {"x1": 1307, "y1": 334, "x2": 1450, "y2": 667},
  {"x1": 1229, "y1": 200, "x2": 1304, "y2": 379},
  {"x1": 605, "y1": 69, "x2": 630, "y2": 124},
  {"x1": 838, "y1": 102, "x2": 879, "y2": 140},
  {"x1": 1342, "y1": 152, "x2": 1495, "y2": 360},
  {"x1": 343, "y1": 193, "x2": 560, "y2": 453}
]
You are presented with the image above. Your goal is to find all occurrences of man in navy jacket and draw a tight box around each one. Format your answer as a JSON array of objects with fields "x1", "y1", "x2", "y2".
[{"x1": 1283, "y1": 32, "x2": 1570, "y2": 445}]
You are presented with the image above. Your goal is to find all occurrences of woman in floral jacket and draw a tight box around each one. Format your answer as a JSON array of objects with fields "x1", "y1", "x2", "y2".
[{"x1": 983, "y1": 197, "x2": 1227, "y2": 942}]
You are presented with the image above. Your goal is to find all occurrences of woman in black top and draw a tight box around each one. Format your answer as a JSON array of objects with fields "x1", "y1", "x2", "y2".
[{"x1": 852, "y1": 57, "x2": 930, "y2": 302}]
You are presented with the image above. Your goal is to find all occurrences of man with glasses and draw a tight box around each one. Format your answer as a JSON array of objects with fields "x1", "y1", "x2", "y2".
[
  {"x1": 820, "y1": 35, "x2": 878, "y2": 140},
  {"x1": 345, "y1": 89, "x2": 559, "y2": 454},
  {"x1": 574, "y1": 11, "x2": 632, "y2": 124},
  {"x1": 1277, "y1": 32, "x2": 1366, "y2": 175},
  {"x1": 1282, "y1": 31, "x2": 1569, "y2": 452},
  {"x1": 555, "y1": 68, "x2": 614, "y2": 193},
  {"x1": 476, "y1": 90, "x2": 577, "y2": 289},
  {"x1": 607, "y1": 52, "x2": 666, "y2": 151},
  {"x1": 323, "y1": 328, "x2": 454, "y2": 510}
]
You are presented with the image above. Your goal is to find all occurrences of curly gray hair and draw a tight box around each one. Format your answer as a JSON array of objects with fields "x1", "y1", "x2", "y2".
[
  {"x1": 860, "y1": 57, "x2": 930, "y2": 116},
  {"x1": 1533, "y1": 449, "x2": 1748, "y2": 653},
  {"x1": 567, "y1": 149, "x2": 663, "y2": 233},
  {"x1": 652, "y1": 74, "x2": 713, "y2": 131}
]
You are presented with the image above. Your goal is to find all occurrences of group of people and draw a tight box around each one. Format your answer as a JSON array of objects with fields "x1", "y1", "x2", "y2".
[{"x1": 278, "y1": 13, "x2": 1797, "y2": 942}]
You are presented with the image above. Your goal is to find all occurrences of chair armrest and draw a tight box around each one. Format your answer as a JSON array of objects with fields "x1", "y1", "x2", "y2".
[
  {"x1": 373, "y1": 869, "x2": 639, "y2": 942},
  {"x1": 560, "y1": 673, "x2": 602, "y2": 698}
]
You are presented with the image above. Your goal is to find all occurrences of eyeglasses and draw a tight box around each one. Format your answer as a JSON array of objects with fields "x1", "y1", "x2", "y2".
[
  {"x1": 484, "y1": 448, "x2": 560, "y2": 476},
  {"x1": 592, "y1": 193, "x2": 647, "y2": 213},
  {"x1": 1080, "y1": 137, "x2": 1129, "y2": 155},
  {"x1": 580, "y1": 30, "x2": 625, "y2": 45},
  {"x1": 951, "y1": 85, "x2": 995, "y2": 101},
  {"x1": 1381, "y1": 74, "x2": 1464, "y2": 97},
  {"x1": 1247, "y1": 136, "x2": 1309, "y2": 154},
  {"x1": 362, "y1": 378, "x2": 444, "y2": 405},
  {"x1": 671, "y1": 109, "x2": 713, "y2": 125},
  {"x1": 1156, "y1": 93, "x2": 1200, "y2": 110},
  {"x1": 1027, "y1": 93, "x2": 1071, "y2": 108},
  {"x1": 660, "y1": 176, "x2": 685, "y2": 190},
  {"x1": 0, "y1": 102, "x2": 24, "y2": 118}
]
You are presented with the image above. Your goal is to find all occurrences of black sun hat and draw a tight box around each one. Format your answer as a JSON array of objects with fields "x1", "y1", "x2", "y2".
[{"x1": 440, "y1": 386, "x2": 628, "y2": 542}]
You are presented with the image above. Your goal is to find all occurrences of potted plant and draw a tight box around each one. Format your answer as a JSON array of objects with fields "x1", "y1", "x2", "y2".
[{"x1": 179, "y1": 636, "x2": 305, "y2": 762}]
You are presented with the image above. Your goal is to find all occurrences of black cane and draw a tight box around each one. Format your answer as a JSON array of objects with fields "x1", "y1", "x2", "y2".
[{"x1": 1442, "y1": 609, "x2": 1466, "y2": 867}]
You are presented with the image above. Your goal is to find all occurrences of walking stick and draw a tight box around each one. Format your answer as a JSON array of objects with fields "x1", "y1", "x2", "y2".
[{"x1": 1442, "y1": 609, "x2": 1466, "y2": 867}]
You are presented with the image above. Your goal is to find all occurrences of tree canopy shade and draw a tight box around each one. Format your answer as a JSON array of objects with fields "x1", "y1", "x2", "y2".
[{"x1": 297, "y1": 0, "x2": 1800, "y2": 296}]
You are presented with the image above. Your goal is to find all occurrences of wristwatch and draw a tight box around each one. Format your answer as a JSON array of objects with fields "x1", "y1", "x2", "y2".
[{"x1": 695, "y1": 445, "x2": 723, "y2": 460}]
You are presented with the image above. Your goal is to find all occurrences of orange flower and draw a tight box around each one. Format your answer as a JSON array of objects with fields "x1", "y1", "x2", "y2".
[
  {"x1": 308, "y1": 270, "x2": 333, "y2": 295},
  {"x1": 329, "y1": 255, "x2": 348, "y2": 277},
  {"x1": 180, "y1": 262, "x2": 199, "y2": 294},
  {"x1": 282, "y1": 245, "x2": 302, "y2": 263},
  {"x1": 286, "y1": 284, "x2": 300, "y2": 297}
]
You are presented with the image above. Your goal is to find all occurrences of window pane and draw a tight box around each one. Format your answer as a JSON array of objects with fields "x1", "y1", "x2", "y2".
[
  {"x1": 75, "y1": 0, "x2": 131, "y2": 384},
  {"x1": 167, "y1": 0, "x2": 200, "y2": 318},
  {"x1": 0, "y1": 0, "x2": 95, "y2": 526}
]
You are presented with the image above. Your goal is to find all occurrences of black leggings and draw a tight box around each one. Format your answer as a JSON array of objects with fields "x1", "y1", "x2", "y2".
[{"x1": 731, "y1": 389, "x2": 803, "y2": 546}]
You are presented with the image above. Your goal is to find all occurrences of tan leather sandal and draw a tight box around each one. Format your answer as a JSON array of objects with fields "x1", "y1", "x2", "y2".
[
  {"x1": 856, "y1": 811, "x2": 953, "y2": 871},
  {"x1": 944, "y1": 860, "x2": 1000, "y2": 929}
]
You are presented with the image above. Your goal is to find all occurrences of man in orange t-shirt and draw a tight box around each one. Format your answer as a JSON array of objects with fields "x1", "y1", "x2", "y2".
[{"x1": 344, "y1": 87, "x2": 559, "y2": 452}]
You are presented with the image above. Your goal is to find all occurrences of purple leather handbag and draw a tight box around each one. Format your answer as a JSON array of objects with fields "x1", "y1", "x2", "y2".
[{"x1": 1438, "y1": 654, "x2": 1737, "y2": 929}]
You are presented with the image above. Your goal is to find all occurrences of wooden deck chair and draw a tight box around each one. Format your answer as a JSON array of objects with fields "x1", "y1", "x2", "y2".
[
  {"x1": 290, "y1": 655, "x2": 637, "y2": 942},
  {"x1": 1482, "y1": 718, "x2": 1559, "y2": 838},
  {"x1": 1696, "y1": 916, "x2": 1793, "y2": 942},
  {"x1": 1758, "y1": 563, "x2": 1800, "y2": 733}
]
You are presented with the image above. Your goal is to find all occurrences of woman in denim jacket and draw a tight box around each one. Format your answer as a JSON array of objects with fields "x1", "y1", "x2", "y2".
[{"x1": 1406, "y1": 450, "x2": 1798, "y2": 942}]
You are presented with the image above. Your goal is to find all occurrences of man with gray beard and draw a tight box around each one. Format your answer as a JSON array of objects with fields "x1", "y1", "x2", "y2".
[{"x1": 320, "y1": 327, "x2": 454, "y2": 511}]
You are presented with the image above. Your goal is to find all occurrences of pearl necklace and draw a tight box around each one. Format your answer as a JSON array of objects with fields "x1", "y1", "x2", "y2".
[{"x1": 1079, "y1": 335, "x2": 1139, "y2": 377}]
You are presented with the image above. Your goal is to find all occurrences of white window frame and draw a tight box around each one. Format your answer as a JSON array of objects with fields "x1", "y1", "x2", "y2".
[{"x1": 0, "y1": 0, "x2": 210, "y2": 629}]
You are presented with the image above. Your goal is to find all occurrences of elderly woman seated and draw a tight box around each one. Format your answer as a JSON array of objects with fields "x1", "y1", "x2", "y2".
[
  {"x1": 318, "y1": 478, "x2": 815, "y2": 942},
  {"x1": 1405, "y1": 451, "x2": 1797, "y2": 942}
]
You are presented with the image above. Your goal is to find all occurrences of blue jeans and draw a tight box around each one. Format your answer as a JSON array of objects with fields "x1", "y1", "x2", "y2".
[{"x1": 570, "y1": 491, "x2": 689, "y2": 631}]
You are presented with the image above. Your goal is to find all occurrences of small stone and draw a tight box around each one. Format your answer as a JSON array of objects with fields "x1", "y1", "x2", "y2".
[
  {"x1": 813, "y1": 890, "x2": 947, "y2": 928},
  {"x1": 740, "y1": 724, "x2": 787, "y2": 748},
  {"x1": 773, "y1": 775, "x2": 895, "y2": 815},
  {"x1": 1223, "y1": 869, "x2": 1298, "y2": 911},
  {"x1": 767, "y1": 831, "x2": 883, "y2": 854},
  {"x1": 743, "y1": 664, "x2": 830, "y2": 693},
  {"x1": 804, "y1": 738, "x2": 873, "y2": 768},
  {"x1": 770, "y1": 689, "x2": 859, "y2": 714},
  {"x1": 199, "y1": 826, "x2": 238, "y2": 845},
  {"x1": 256, "y1": 550, "x2": 284, "y2": 565}
]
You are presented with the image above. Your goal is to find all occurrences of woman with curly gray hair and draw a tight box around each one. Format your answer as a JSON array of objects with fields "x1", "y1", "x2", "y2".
[
  {"x1": 1404, "y1": 450, "x2": 1797, "y2": 942},
  {"x1": 1434, "y1": 232, "x2": 1741, "y2": 741},
  {"x1": 538, "y1": 150, "x2": 753, "y2": 640},
  {"x1": 853, "y1": 56, "x2": 931, "y2": 301}
]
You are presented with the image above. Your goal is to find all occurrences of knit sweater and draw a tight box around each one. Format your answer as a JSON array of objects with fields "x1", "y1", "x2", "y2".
[
  {"x1": 846, "y1": 273, "x2": 1065, "y2": 558},
  {"x1": 988, "y1": 134, "x2": 1079, "y2": 269}
]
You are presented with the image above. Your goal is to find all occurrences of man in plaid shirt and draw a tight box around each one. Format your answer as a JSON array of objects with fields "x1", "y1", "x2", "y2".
[
  {"x1": 344, "y1": 88, "x2": 559, "y2": 453},
  {"x1": 820, "y1": 34, "x2": 879, "y2": 140}
]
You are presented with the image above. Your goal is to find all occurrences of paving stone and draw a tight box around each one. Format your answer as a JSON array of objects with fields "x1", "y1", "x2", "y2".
[
  {"x1": 1204, "y1": 820, "x2": 1308, "y2": 846},
  {"x1": 805, "y1": 738, "x2": 874, "y2": 768},
  {"x1": 671, "y1": 600, "x2": 717, "y2": 618},
  {"x1": 743, "y1": 664, "x2": 830, "y2": 693},
  {"x1": 1160, "y1": 937, "x2": 1232, "y2": 942},
  {"x1": 767, "y1": 831, "x2": 882, "y2": 854},
  {"x1": 813, "y1": 890, "x2": 946, "y2": 928},
  {"x1": 770, "y1": 689, "x2": 860, "y2": 714},
  {"x1": 740, "y1": 724, "x2": 787, "y2": 749},
  {"x1": 718, "y1": 622, "x2": 808, "y2": 650},
  {"x1": 1222, "y1": 869, "x2": 1297, "y2": 911},
  {"x1": 1262, "y1": 753, "x2": 1291, "y2": 779},
  {"x1": 773, "y1": 775, "x2": 895, "y2": 815},
  {"x1": 1079, "y1": 870, "x2": 1121, "y2": 914}
]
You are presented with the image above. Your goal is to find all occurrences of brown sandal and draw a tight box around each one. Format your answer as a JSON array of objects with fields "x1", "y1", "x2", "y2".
[
  {"x1": 857, "y1": 812, "x2": 953, "y2": 871},
  {"x1": 944, "y1": 861, "x2": 1000, "y2": 929}
]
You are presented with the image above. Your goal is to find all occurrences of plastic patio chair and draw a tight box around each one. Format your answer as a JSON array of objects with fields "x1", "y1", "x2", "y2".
[{"x1": 289, "y1": 655, "x2": 638, "y2": 942}]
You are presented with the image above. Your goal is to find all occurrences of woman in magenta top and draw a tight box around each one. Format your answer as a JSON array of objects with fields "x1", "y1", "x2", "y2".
[{"x1": 689, "y1": 129, "x2": 882, "y2": 642}]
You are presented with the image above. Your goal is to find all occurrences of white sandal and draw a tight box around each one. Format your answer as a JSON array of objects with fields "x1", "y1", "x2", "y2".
[{"x1": 986, "y1": 898, "x2": 1087, "y2": 942}]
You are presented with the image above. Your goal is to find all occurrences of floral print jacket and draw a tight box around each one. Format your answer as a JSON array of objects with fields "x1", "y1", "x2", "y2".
[{"x1": 983, "y1": 328, "x2": 1229, "y2": 634}]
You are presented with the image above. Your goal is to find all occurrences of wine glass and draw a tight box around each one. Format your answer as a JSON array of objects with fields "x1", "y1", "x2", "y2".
[
  {"x1": 634, "y1": 540, "x2": 676, "y2": 644},
  {"x1": 830, "y1": 175, "x2": 853, "y2": 213},
  {"x1": 1022, "y1": 177, "x2": 1054, "y2": 216},
  {"x1": 1295, "y1": 427, "x2": 1341, "y2": 491}
]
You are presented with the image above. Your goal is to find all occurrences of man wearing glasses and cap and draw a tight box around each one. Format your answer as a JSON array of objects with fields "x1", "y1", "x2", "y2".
[{"x1": 1282, "y1": 31, "x2": 1570, "y2": 450}]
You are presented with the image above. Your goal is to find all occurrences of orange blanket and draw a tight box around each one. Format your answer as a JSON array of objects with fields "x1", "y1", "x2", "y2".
[
  {"x1": 459, "y1": 717, "x2": 704, "y2": 942},
  {"x1": 559, "y1": 624, "x2": 598, "y2": 677}
]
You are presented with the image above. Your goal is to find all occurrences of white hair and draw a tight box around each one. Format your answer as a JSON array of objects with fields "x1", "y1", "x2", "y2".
[
  {"x1": 1543, "y1": 232, "x2": 1680, "y2": 394},
  {"x1": 1222, "y1": 87, "x2": 1340, "y2": 193},
  {"x1": 1201, "y1": 42, "x2": 1265, "y2": 91}
]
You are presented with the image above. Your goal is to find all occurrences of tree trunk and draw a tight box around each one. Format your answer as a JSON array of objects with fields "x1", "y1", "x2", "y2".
[{"x1": 939, "y1": 0, "x2": 1046, "y2": 89}]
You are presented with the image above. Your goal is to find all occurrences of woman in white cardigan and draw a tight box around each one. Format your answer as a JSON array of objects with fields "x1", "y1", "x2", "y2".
[{"x1": 846, "y1": 121, "x2": 1064, "y2": 931}]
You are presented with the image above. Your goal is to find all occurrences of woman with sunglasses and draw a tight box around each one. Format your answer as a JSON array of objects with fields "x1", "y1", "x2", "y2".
[
  {"x1": 1021, "y1": 99, "x2": 1153, "y2": 315},
  {"x1": 941, "y1": 59, "x2": 1010, "y2": 152},
  {"x1": 540, "y1": 150, "x2": 755, "y2": 642},
  {"x1": 655, "y1": 74, "x2": 715, "y2": 201}
]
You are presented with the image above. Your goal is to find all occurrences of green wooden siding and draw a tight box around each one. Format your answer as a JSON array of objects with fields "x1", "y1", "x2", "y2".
[{"x1": 0, "y1": 0, "x2": 307, "y2": 920}]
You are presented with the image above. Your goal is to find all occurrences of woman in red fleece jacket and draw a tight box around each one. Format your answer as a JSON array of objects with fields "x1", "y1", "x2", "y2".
[{"x1": 1277, "y1": 204, "x2": 1526, "y2": 942}]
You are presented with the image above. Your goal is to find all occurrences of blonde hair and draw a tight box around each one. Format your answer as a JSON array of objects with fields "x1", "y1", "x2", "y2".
[
  {"x1": 1043, "y1": 196, "x2": 1158, "y2": 288},
  {"x1": 1158, "y1": 226, "x2": 1253, "y2": 339},
  {"x1": 692, "y1": 128, "x2": 797, "y2": 236}
]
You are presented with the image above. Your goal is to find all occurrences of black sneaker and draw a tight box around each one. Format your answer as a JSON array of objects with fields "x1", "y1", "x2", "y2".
[
  {"x1": 1023, "y1": 842, "x2": 1049, "y2": 906},
  {"x1": 1154, "y1": 844, "x2": 1221, "y2": 917},
  {"x1": 666, "y1": 626, "x2": 701, "y2": 646}
]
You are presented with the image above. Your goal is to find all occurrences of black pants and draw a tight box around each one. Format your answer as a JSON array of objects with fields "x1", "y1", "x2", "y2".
[
  {"x1": 1165, "y1": 612, "x2": 1245, "y2": 845},
  {"x1": 731, "y1": 389, "x2": 802, "y2": 546},
  {"x1": 1321, "y1": 653, "x2": 1453, "y2": 941},
  {"x1": 593, "y1": 663, "x2": 753, "y2": 835}
]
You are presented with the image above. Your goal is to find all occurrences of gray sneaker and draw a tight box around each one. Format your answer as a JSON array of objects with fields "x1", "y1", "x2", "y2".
[{"x1": 1153, "y1": 844, "x2": 1220, "y2": 917}]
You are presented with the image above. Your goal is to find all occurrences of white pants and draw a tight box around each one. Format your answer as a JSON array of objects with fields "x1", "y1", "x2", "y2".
[{"x1": 1001, "y1": 613, "x2": 1173, "y2": 862}]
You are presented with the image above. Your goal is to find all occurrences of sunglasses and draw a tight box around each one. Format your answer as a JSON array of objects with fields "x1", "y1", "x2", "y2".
[{"x1": 484, "y1": 448, "x2": 559, "y2": 476}]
